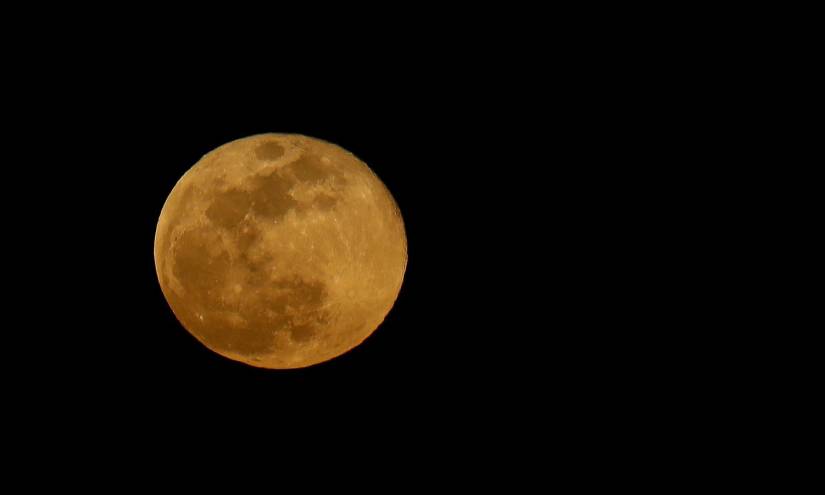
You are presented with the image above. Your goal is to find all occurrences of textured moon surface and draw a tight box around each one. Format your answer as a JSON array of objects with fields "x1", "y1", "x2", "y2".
[{"x1": 154, "y1": 134, "x2": 407, "y2": 368}]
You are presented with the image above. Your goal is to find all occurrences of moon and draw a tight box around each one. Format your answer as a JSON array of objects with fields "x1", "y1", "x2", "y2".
[{"x1": 154, "y1": 134, "x2": 407, "y2": 369}]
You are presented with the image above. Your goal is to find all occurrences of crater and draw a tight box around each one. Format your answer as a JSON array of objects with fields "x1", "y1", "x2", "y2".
[{"x1": 255, "y1": 141, "x2": 285, "y2": 161}]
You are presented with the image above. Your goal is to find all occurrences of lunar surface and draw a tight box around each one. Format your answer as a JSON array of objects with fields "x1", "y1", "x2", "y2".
[{"x1": 154, "y1": 134, "x2": 407, "y2": 369}]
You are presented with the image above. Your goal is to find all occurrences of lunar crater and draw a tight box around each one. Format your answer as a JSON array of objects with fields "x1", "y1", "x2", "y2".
[{"x1": 254, "y1": 141, "x2": 285, "y2": 161}]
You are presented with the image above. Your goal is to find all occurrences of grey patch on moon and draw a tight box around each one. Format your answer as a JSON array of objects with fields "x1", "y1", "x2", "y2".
[
  {"x1": 312, "y1": 193, "x2": 337, "y2": 210},
  {"x1": 167, "y1": 228, "x2": 331, "y2": 356},
  {"x1": 196, "y1": 275, "x2": 329, "y2": 356},
  {"x1": 255, "y1": 141, "x2": 285, "y2": 161},
  {"x1": 248, "y1": 171, "x2": 300, "y2": 219},
  {"x1": 269, "y1": 276, "x2": 329, "y2": 343},
  {"x1": 204, "y1": 188, "x2": 254, "y2": 229},
  {"x1": 289, "y1": 154, "x2": 330, "y2": 183},
  {"x1": 170, "y1": 227, "x2": 232, "y2": 306},
  {"x1": 292, "y1": 153, "x2": 348, "y2": 189},
  {"x1": 197, "y1": 313, "x2": 278, "y2": 357},
  {"x1": 203, "y1": 151, "x2": 347, "y2": 233}
]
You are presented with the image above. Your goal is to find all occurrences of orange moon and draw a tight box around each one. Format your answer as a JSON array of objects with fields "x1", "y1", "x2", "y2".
[{"x1": 154, "y1": 134, "x2": 407, "y2": 369}]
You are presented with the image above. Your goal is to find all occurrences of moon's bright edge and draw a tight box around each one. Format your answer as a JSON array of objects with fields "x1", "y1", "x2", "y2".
[{"x1": 154, "y1": 134, "x2": 407, "y2": 369}]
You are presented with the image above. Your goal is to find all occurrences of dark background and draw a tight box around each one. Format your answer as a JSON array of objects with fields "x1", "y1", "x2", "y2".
[
  {"x1": 1, "y1": 7, "x2": 787, "y2": 486},
  {"x1": 15, "y1": 56, "x2": 556, "y2": 436},
  {"x1": 5, "y1": 15, "x2": 703, "y2": 460}
]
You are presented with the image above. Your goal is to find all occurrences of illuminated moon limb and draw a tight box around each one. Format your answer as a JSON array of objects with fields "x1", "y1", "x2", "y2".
[{"x1": 154, "y1": 134, "x2": 407, "y2": 369}]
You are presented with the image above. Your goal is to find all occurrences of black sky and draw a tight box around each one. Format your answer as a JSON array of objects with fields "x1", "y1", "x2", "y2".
[{"x1": 2, "y1": 21, "x2": 696, "y2": 461}]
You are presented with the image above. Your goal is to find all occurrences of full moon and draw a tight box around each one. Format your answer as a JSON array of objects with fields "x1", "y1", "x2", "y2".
[{"x1": 154, "y1": 134, "x2": 407, "y2": 369}]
